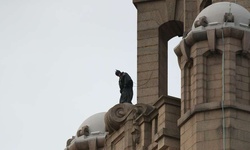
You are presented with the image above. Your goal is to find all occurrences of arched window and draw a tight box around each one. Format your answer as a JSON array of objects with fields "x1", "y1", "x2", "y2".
[
  {"x1": 200, "y1": 0, "x2": 212, "y2": 12},
  {"x1": 158, "y1": 21, "x2": 183, "y2": 97}
]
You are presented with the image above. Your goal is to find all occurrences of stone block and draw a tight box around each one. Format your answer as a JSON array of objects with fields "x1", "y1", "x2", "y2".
[
  {"x1": 138, "y1": 37, "x2": 158, "y2": 48},
  {"x1": 236, "y1": 110, "x2": 250, "y2": 122},
  {"x1": 181, "y1": 125, "x2": 194, "y2": 145},
  {"x1": 138, "y1": 78, "x2": 158, "y2": 88},
  {"x1": 138, "y1": 29, "x2": 158, "y2": 40},
  {"x1": 204, "y1": 129, "x2": 222, "y2": 141},
  {"x1": 138, "y1": 53, "x2": 158, "y2": 64},
  {"x1": 207, "y1": 73, "x2": 215, "y2": 80},
  {"x1": 194, "y1": 112, "x2": 204, "y2": 122},
  {"x1": 241, "y1": 76, "x2": 250, "y2": 83},
  {"x1": 231, "y1": 118, "x2": 250, "y2": 132},
  {"x1": 165, "y1": 113, "x2": 180, "y2": 123},
  {"x1": 224, "y1": 82, "x2": 236, "y2": 93},
  {"x1": 237, "y1": 82, "x2": 248, "y2": 91},
  {"x1": 203, "y1": 139, "x2": 223, "y2": 150},
  {"x1": 231, "y1": 139, "x2": 250, "y2": 150},
  {"x1": 166, "y1": 104, "x2": 181, "y2": 115},
  {"x1": 137, "y1": 86, "x2": 158, "y2": 97},
  {"x1": 241, "y1": 57, "x2": 250, "y2": 68},
  {"x1": 194, "y1": 141, "x2": 205, "y2": 150},
  {"x1": 136, "y1": 1, "x2": 166, "y2": 13},
  {"x1": 231, "y1": 129, "x2": 250, "y2": 143},
  {"x1": 138, "y1": 61, "x2": 158, "y2": 72},
  {"x1": 225, "y1": 69, "x2": 236, "y2": 76},
  {"x1": 236, "y1": 66, "x2": 249, "y2": 76},
  {"x1": 224, "y1": 59, "x2": 236, "y2": 70},
  {"x1": 196, "y1": 119, "x2": 221, "y2": 132},
  {"x1": 207, "y1": 80, "x2": 222, "y2": 89},
  {"x1": 204, "y1": 110, "x2": 221, "y2": 120},
  {"x1": 137, "y1": 95, "x2": 158, "y2": 105},
  {"x1": 183, "y1": 133, "x2": 196, "y2": 150},
  {"x1": 138, "y1": 45, "x2": 158, "y2": 55},
  {"x1": 138, "y1": 70, "x2": 158, "y2": 81},
  {"x1": 224, "y1": 92, "x2": 235, "y2": 100},
  {"x1": 195, "y1": 131, "x2": 205, "y2": 142},
  {"x1": 138, "y1": 20, "x2": 159, "y2": 31},
  {"x1": 138, "y1": 11, "x2": 153, "y2": 22},
  {"x1": 193, "y1": 64, "x2": 204, "y2": 74},
  {"x1": 157, "y1": 137, "x2": 180, "y2": 150},
  {"x1": 214, "y1": 73, "x2": 221, "y2": 80},
  {"x1": 241, "y1": 91, "x2": 249, "y2": 100},
  {"x1": 207, "y1": 64, "x2": 221, "y2": 74},
  {"x1": 196, "y1": 96, "x2": 204, "y2": 104},
  {"x1": 214, "y1": 88, "x2": 222, "y2": 98}
]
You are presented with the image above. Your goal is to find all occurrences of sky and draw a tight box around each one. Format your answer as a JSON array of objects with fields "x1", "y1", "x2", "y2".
[{"x1": 0, "y1": 0, "x2": 180, "y2": 149}]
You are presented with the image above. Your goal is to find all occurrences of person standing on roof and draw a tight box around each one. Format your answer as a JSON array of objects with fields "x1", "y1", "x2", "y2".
[{"x1": 115, "y1": 70, "x2": 133, "y2": 104}]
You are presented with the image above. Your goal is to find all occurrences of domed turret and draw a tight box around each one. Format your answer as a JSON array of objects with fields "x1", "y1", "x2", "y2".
[
  {"x1": 65, "y1": 112, "x2": 107, "y2": 150},
  {"x1": 175, "y1": 2, "x2": 250, "y2": 150},
  {"x1": 77, "y1": 112, "x2": 106, "y2": 136},
  {"x1": 192, "y1": 2, "x2": 250, "y2": 30}
]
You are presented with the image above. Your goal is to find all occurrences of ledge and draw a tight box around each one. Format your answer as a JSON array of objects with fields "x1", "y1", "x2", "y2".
[
  {"x1": 178, "y1": 100, "x2": 250, "y2": 127},
  {"x1": 154, "y1": 128, "x2": 180, "y2": 142},
  {"x1": 153, "y1": 95, "x2": 181, "y2": 109},
  {"x1": 133, "y1": 0, "x2": 163, "y2": 5},
  {"x1": 185, "y1": 24, "x2": 250, "y2": 47}
]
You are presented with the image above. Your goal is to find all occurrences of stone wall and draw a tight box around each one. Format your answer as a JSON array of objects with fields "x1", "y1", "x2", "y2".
[{"x1": 134, "y1": 0, "x2": 183, "y2": 104}]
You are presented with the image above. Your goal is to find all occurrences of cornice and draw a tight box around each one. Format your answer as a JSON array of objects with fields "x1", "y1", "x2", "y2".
[{"x1": 178, "y1": 100, "x2": 250, "y2": 127}]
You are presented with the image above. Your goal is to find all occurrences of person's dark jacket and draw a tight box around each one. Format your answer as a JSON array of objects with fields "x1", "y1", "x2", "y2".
[{"x1": 119, "y1": 72, "x2": 133, "y2": 103}]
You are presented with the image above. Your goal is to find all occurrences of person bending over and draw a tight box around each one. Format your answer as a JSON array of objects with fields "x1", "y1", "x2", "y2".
[{"x1": 115, "y1": 70, "x2": 133, "y2": 104}]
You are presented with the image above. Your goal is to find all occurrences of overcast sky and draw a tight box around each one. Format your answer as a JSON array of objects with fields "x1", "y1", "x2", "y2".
[{"x1": 0, "y1": 0, "x2": 180, "y2": 149}]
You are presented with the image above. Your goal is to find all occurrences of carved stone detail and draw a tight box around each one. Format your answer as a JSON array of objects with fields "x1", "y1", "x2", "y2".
[
  {"x1": 194, "y1": 16, "x2": 208, "y2": 28},
  {"x1": 104, "y1": 103, "x2": 134, "y2": 133},
  {"x1": 131, "y1": 121, "x2": 140, "y2": 144},
  {"x1": 77, "y1": 125, "x2": 89, "y2": 137},
  {"x1": 105, "y1": 103, "x2": 154, "y2": 135},
  {"x1": 224, "y1": 12, "x2": 234, "y2": 22},
  {"x1": 66, "y1": 136, "x2": 75, "y2": 147}
]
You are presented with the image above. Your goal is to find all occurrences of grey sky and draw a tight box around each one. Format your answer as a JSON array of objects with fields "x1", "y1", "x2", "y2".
[{"x1": 0, "y1": 0, "x2": 180, "y2": 149}]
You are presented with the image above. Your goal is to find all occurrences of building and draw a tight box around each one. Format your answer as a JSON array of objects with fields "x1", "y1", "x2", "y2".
[{"x1": 65, "y1": 1, "x2": 250, "y2": 150}]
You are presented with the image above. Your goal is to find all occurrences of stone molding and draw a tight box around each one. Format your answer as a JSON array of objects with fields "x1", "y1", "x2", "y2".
[
  {"x1": 178, "y1": 100, "x2": 250, "y2": 127},
  {"x1": 175, "y1": 25, "x2": 250, "y2": 67},
  {"x1": 154, "y1": 95, "x2": 181, "y2": 109},
  {"x1": 133, "y1": 0, "x2": 163, "y2": 6}
]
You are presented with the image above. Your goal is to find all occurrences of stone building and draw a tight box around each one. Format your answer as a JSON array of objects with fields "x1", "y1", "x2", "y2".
[{"x1": 65, "y1": 1, "x2": 250, "y2": 150}]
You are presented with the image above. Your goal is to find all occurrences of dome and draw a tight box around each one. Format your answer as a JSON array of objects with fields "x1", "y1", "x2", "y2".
[
  {"x1": 192, "y1": 2, "x2": 250, "y2": 29},
  {"x1": 77, "y1": 112, "x2": 106, "y2": 135}
]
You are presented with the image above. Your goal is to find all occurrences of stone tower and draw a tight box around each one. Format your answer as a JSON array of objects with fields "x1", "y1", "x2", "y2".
[
  {"x1": 134, "y1": 0, "x2": 183, "y2": 105},
  {"x1": 175, "y1": 2, "x2": 250, "y2": 149},
  {"x1": 65, "y1": 1, "x2": 250, "y2": 150}
]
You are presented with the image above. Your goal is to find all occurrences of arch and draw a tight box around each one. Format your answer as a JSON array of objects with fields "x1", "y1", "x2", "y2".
[
  {"x1": 159, "y1": 20, "x2": 183, "y2": 41},
  {"x1": 158, "y1": 20, "x2": 183, "y2": 97},
  {"x1": 200, "y1": 0, "x2": 212, "y2": 12}
]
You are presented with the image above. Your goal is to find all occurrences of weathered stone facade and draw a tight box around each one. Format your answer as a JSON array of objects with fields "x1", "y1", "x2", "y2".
[
  {"x1": 175, "y1": 2, "x2": 250, "y2": 149},
  {"x1": 65, "y1": 1, "x2": 250, "y2": 150},
  {"x1": 104, "y1": 1, "x2": 250, "y2": 150},
  {"x1": 105, "y1": 96, "x2": 180, "y2": 150}
]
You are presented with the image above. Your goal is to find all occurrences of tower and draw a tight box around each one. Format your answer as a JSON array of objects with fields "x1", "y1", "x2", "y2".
[
  {"x1": 134, "y1": 0, "x2": 183, "y2": 105},
  {"x1": 175, "y1": 2, "x2": 250, "y2": 149}
]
